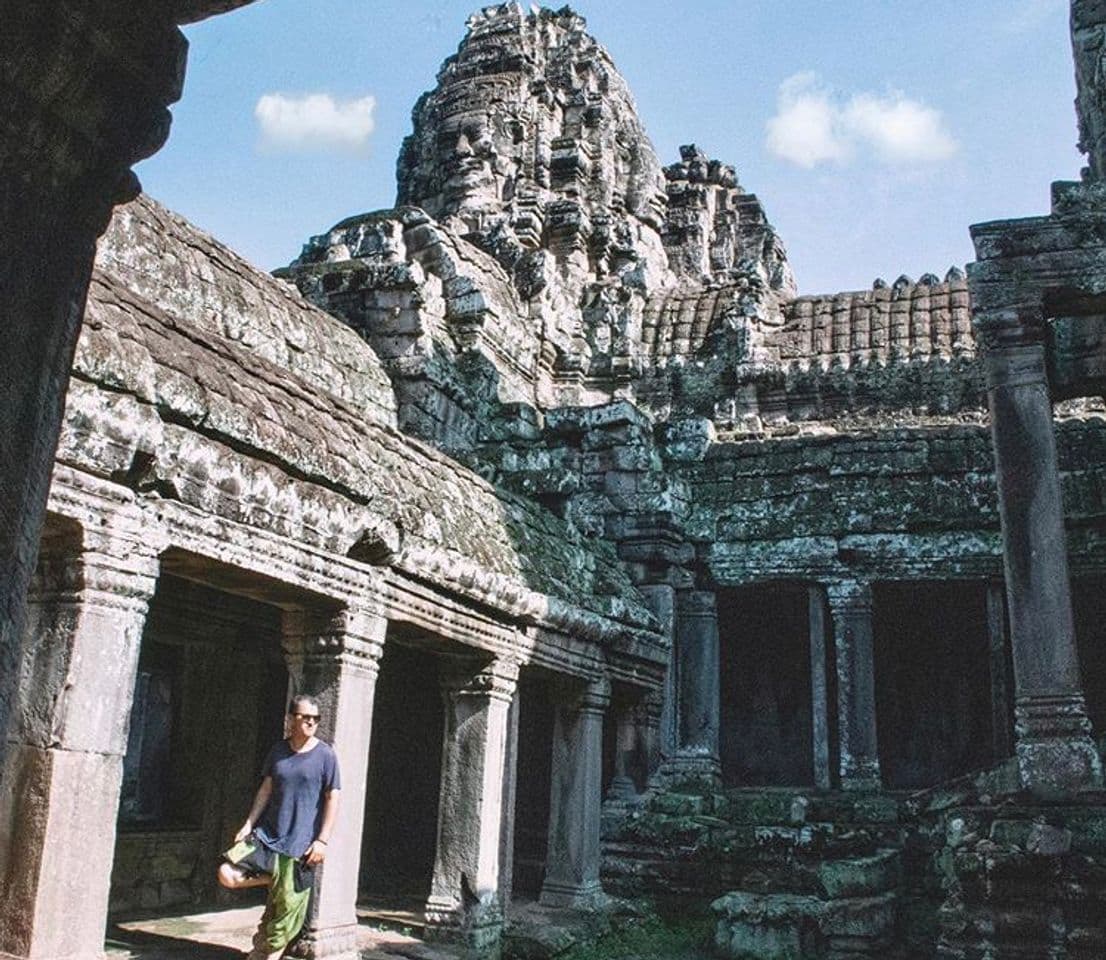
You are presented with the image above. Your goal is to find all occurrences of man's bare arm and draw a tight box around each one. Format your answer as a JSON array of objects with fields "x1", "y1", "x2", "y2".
[
  {"x1": 234, "y1": 776, "x2": 273, "y2": 842},
  {"x1": 305, "y1": 789, "x2": 341, "y2": 865}
]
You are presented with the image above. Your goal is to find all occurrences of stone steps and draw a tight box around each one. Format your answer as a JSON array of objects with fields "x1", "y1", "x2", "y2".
[{"x1": 603, "y1": 788, "x2": 908, "y2": 958}]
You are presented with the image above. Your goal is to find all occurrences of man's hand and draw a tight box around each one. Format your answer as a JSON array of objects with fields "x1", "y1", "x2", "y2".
[
  {"x1": 304, "y1": 840, "x2": 328, "y2": 866},
  {"x1": 233, "y1": 821, "x2": 252, "y2": 843}
]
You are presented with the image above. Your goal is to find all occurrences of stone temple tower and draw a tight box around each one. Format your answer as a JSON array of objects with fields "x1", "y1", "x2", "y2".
[{"x1": 282, "y1": 3, "x2": 797, "y2": 445}]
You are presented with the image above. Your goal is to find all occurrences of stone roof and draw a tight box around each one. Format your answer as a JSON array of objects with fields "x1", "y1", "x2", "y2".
[
  {"x1": 96, "y1": 196, "x2": 399, "y2": 429},
  {"x1": 776, "y1": 271, "x2": 973, "y2": 369},
  {"x1": 75, "y1": 197, "x2": 659, "y2": 646}
]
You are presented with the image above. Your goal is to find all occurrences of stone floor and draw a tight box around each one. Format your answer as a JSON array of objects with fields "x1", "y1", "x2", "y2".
[
  {"x1": 106, "y1": 905, "x2": 462, "y2": 960},
  {"x1": 105, "y1": 898, "x2": 714, "y2": 959}
]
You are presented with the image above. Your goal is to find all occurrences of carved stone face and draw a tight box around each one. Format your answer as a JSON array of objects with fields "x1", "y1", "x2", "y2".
[
  {"x1": 434, "y1": 111, "x2": 514, "y2": 219},
  {"x1": 397, "y1": 10, "x2": 667, "y2": 238}
]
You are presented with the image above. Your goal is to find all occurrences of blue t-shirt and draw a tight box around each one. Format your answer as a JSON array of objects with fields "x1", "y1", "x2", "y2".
[{"x1": 254, "y1": 739, "x2": 341, "y2": 858}]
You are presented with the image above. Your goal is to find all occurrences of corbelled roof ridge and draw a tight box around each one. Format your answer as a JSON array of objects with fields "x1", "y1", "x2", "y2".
[{"x1": 779, "y1": 267, "x2": 973, "y2": 366}]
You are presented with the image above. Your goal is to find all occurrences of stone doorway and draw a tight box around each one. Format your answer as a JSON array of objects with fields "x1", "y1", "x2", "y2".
[
  {"x1": 717, "y1": 583, "x2": 814, "y2": 787},
  {"x1": 1073, "y1": 572, "x2": 1106, "y2": 739},
  {"x1": 359, "y1": 640, "x2": 444, "y2": 909},
  {"x1": 511, "y1": 670, "x2": 554, "y2": 900},
  {"x1": 109, "y1": 573, "x2": 288, "y2": 917},
  {"x1": 873, "y1": 581, "x2": 995, "y2": 789}
]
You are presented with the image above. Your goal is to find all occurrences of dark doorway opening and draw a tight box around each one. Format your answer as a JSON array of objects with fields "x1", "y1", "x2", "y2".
[
  {"x1": 359, "y1": 641, "x2": 443, "y2": 903},
  {"x1": 1073, "y1": 573, "x2": 1106, "y2": 739},
  {"x1": 512, "y1": 670, "x2": 554, "y2": 899},
  {"x1": 717, "y1": 583, "x2": 813, "y2": 787},
  {"x1": 111, "y1": 574, "x2": 287, "y2": 916},
  {"x1": 873, "y1": 581, "x2": 993, "y2": 789}
]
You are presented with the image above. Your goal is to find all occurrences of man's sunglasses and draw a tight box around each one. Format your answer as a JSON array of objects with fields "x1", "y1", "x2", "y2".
[{"x1": 291, "y1": 713, "x2": 320, "y2": 724}]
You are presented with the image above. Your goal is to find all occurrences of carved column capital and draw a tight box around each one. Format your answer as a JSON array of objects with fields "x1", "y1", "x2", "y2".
[
  {"x1": 282, "y1": 608, "x2": 386, "y2": 678},
  {"x1": 824, "y1": 579, "x2": 872, "y2": 613},
  {"x1": 30, "y1": 518, "x2": 160, "y2": 615},
  {"x1": 973, "y1": 305, "x2": 1050, "y2": 392},
  {"x1": 441, "y1": 657, "x2": 520, "y2": 704},
  {"x1": 575, "y1": 677, "x2": 612, "y2": 716},
  {"x1": 633, "y1": 687, "x2": 665, "y2": 727},
  {"x1": 676, "y1": 588, "x2": 718, "y2": 617}
]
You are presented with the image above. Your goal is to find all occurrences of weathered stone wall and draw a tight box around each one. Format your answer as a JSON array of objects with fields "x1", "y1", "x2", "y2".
[{"x1": 673, "y1": 419, "x2": 1106, "y2": 584}]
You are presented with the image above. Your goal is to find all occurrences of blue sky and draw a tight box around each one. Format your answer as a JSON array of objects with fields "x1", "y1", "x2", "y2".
[{"x1": 138, "y1": 0, "x2": 1079, "y2": 296}]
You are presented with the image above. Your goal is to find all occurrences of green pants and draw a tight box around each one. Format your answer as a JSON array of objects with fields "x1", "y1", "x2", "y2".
[{"x1": 225, "y1": 839, "x2": 313, "y2": 953}]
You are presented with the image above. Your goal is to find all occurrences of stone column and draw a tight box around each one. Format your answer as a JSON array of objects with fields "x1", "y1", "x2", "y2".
[
  {"x1": 426, "y1": 657, "x2": 518, "y2": 952},
  {"x1": 976, "y1": 307, "x2": 1102, "y2": 795},
  {"x1": 986, "y1": 581, "x2": 1015, "y2": 760},
  {"x1": 637, "y1": 583, "x2": 677, "y2": 763},
  {"x1": 497, "y1": 691, "x2": 521, "y2": 908},
  {"x1": 605, "y1": 691, "x2": 640, "y2": 802},
  {"x1": 0, "y1": 3, "x2": 186, "y2": 768},
  {"x1": 282, "y1": 607, "x2": 386, "y2": 960},
  {"x1": 666, "y1": 589, "x2": 721, "y2": 781},
  {"x1": 0, "y1": 522, "x2": 158, "y2": 960},
  {"x1": 825, "y1": 580, "x2": 881, "y2": 791},
  {"x1": 809, "y1": 584, "x2": 833, "y2": 791},
  {"x1": 639, "y1": 688, "x2": 664, "y2": 779},
  {"x1": 540, "y1": 678, "x2": 610, "y2": 909}
]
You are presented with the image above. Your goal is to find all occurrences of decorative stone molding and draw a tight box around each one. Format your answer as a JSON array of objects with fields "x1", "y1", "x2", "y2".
[
  {"x1": 281, "y1": 608, "x2": 386, "y2": 682},
  {"x1": 441, "y1": 656, "x2": 521, "y2": 704}
]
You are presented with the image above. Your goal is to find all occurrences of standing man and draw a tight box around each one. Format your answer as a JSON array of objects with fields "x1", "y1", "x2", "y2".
[{"x1": 218, "y1": 694, "x2": 342, "y2": 960}]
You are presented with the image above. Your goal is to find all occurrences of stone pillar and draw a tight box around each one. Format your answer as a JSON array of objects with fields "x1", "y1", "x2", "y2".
[
  {"x1": 637, "y1": 583, "x2": 677, "y2": 763},
  {"x1": 0, "y1": 2, "x2": 186, "y2": 766},
  {"x1": 281, "y1": 607, "x2": 386, "y2": 960},
  {"x1": 986, "y1": 581, "x2": 1015, "y2": 760},
  {"x1": 605, "y1": 691, "x2": 640, "y2": 802},
  {"x1": 426, "y1": 657, "x2": 518, "y2": 952},
  {"x1": 497, "y1": 691, "x2": 521, "y2": 908},
  {"x1": 809, "y1": 584, "x2": 833, "y2": 791},
  {"x1": 976, "y1": 307, "x2": 1102, "y2": 795},
  {"x1": 540, "y1": 678, "x2": 610, "y2": 909},
  {"x1": 825, "y1": 580, "x2": 881, "y2": 791},
  {"x1": 0, "y1": 522, "x2": 158, "y2": 960},
  {"x1": 665, "y1": 589, "x2": 721, "y2": 781},
  {"x1": 639, "y1": 688, "x2": 664, "y2": 778}
]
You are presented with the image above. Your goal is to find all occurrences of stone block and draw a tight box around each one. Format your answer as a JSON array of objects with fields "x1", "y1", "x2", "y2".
[
  {"x1": 649, "y1": 792, "x2": 705, "y2": 817},
  {"x1": 712, "y1": 892, "x2": 822, "y2": 960},
  {"x1": 818, "y1": 892, "x2": 895, "y2": 939},
  {"x1": 817, "y1": 850, "x2": 899, "y2": 899},
  {"x1": 0, "y1": 745, "x2": 123, "y2": 959}
]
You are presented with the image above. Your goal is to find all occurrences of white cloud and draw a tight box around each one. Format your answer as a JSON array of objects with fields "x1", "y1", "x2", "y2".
[
  {"x1": 765, "y1": 73, "x2": 848, "y2": 168},
  {"x1": 843, "y1": 92, "x2": 958, "y2": 164},
  {"x1": 255, "y1": 92, "x2": 376, "y2": 152},
  {"x1": 766, "y1": 73, "x2": 958, "y2": 169}
]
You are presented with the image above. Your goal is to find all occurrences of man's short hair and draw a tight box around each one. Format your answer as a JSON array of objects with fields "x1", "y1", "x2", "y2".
[{"x1": 288, "y1": 693, "x2": 320, "y2": 715}]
